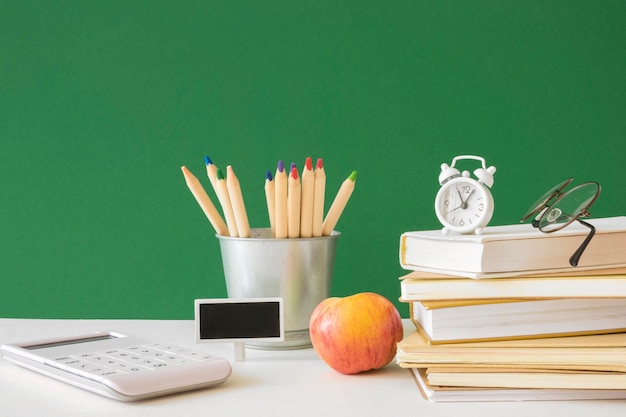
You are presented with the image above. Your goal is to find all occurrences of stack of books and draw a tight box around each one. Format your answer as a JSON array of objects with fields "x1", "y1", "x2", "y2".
[{"x1": 396, "y1": 216, "x2": 626, "y2": 402}]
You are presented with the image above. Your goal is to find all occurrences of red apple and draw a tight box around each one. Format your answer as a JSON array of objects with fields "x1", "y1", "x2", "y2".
[{"x1": 309, "y1": 292, "x2": 404, "y2": 374}]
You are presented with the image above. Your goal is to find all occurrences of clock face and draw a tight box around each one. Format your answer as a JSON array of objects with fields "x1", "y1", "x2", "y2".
[{"x1": 435, "y1": 178, "x2": 493, "y2": 233}]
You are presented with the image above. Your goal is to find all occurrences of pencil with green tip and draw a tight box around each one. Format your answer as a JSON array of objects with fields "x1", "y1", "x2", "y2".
[
  {"x1": 321, "y1": 170, "x2": 357, "y2": 236},
  {"x1": 215, "y1": 168, "x2": 239, "y2": 237},
  {"x1": 226, "y1": 165, "x2": 251, "y2": 238},
  {"x1": 181, "y1": 166, "x2": 229, "y2": 236}
]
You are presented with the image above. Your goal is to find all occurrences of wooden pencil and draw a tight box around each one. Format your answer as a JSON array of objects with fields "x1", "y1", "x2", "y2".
[
  {"x1": 181, "y1": 166, "x2": 229, "y2": 236},
  {"x1": 312, "y1": 158, "x2": 326, "y2": 237},
  {"x1": 287, "y1": 165, "x2": 301, "y2": 238},
  {"x1": 204, "y1": 155, "x2": 218, "y2": 192},
  {"x1": 215, "y1": 168, "x2": 239, "y2": 237},
  {"x1": 274, "y1": 160, "x2": 288, "y2": 238},
  {"x1": 322, "y1": 170, "x2": 357, "y2": 236},
  {"x1": 265, "y1": 170, "x2": 276, "y2": 237},
  {"x1": 226, "y1": 165, "x2": 251, "y2": 238},
  {"x1": 300, "y1": 157, "x2": 315, "y2": 238}
]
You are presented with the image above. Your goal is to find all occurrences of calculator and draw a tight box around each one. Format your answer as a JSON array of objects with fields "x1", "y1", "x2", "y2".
[{"x1": 0, "y1": 331, "x2": 232, "y2": 401}]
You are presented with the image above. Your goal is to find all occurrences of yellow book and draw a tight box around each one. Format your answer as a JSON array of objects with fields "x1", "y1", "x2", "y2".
[{"x1": 397, "y1": 330, "x2": 626, "y2": 372}]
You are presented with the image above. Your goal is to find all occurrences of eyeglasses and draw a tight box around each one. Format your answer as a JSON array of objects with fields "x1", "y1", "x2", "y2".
[{"x1": 520, "y1": 178, "x2": 601, "y2": 267}]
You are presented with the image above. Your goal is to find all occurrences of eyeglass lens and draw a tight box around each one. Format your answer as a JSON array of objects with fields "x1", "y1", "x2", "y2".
[
  {"x1": 520, "y1": 178, "x2": 573, "y2": 223},
  {"x1": 539, "y1": 182, "x2": 600, "y2": 232}
]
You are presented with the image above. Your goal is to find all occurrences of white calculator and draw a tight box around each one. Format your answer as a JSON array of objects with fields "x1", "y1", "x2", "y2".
[{"x1": 0, "y1": 331, "x2": 232, "y2": 401}]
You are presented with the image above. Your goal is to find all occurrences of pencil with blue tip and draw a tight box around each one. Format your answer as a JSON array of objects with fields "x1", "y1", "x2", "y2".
[
  {"x1": 215, "y1": 168, "x2": 239, "y2": 237},
  {"x1": 274, "y1": 160, "x2": 288, "y2": 238},
  {"x1": 181, "y1": 166, "x2": 229, "y2": 236},
  {"x1": 226, "y1": 165, "x2": 251, "y2": 238},
  {"x1": 322, "y1": 170, "x2": 357, "y2": 236},
  {"x1": 300, "y1": 157, "x2": 314, "y2": 238},
  {"x1": 312, "y1": 158, "x2": 326, "y2": 237},
  {"x1": 204, "y1": 156, "x2": 218, "y2": 192},
  {"x1": 287, "y1": 165, "x2": 301, "y2": 238},
  {"x1": 265, "y1": 170, "x2": 276, "y2": 237}
]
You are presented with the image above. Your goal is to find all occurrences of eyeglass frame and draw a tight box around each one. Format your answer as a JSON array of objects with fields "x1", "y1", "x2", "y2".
[{"x1": 520, "y1": 177, "x2": 601, "y2": 267}]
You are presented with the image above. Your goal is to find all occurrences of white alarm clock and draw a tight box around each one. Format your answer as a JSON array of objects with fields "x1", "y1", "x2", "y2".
[{"x1": 434, "y1": 155, "x2": 496, "y2": 235}]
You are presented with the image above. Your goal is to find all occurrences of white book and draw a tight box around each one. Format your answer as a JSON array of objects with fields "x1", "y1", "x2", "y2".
[
  {"x1": 409, "y1": 368, "x2": 626, "y2": 402},
  {"x1": 411, "y1": 298, "x2": 626, "y2": 343},
  {"x1": 399, "y1": 216, "x2": 626, "y2": 278}
]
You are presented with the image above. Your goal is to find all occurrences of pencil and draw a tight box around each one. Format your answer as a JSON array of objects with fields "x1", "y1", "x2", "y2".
[
  {"x1": 215, "y1": 168, "x2": 239, "y2": 237},
  {"x1": 274, "y1": 160, "x2": 288, "y2": 238},
  {"x1": 181, "y1": 166, "x2": 229, "y2": 236},
  {"x1": 204, "y1": 155, "x2": 218, "y2": 192},
  {"x1": 312, "y1": 158, "x2": 326, "y2": 237},
  {"x1": 264, "y1": 170, "x2": 276, "y2": 237},
  {"x1": 287, "y1": 165, "x2": 301, "y2": 238},
  {"x1": 300, "y1": 157, "x2": 314, "y2": 238},
  {"x1": 226, "y1": 165, "x2": 251, "y2": 238},
  {"x1": 321, "y1": 170, "x2": 357, "y2": 236}
]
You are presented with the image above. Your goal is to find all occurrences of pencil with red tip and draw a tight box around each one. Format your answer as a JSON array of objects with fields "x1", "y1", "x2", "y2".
[
  {"x1": 300, "y1": 157, "x2": 314, "y2": 238},
  {"x1": 322, "y1": 170, "x2": 357, "y2": 236},
  {"x1": 274, "y1": 160, "x2": 288, "y2": 238},
  {"x1": 181, "y1": 166, "x2": 229, "y2": 236},
  {"x1": 265, "y1": 170, "x2": 276, "y2": 236},
  {"x1": 287, "y1": 165, "x2": 301, "y2": 238},
  {"x1": 312, "y1": 158, "x2": 326, "y2": 237}
]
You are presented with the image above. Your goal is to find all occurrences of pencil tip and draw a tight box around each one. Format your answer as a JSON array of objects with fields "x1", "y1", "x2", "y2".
[
  {"x1": 316, "y1": 158, "x2": 323, "y2": 169},
  {"x1": 217, "y1": 168, "x2": 225, "y2": 180},
  {"x1": 348, "y1": 171, "x2": 358, "y2": 181},
  {"x1": 305, "y1": 157, "x2": 313, "y2": 170},
  {"x1": 290, "y1": 166, "x2": 299, "y2": 179},
  {"x1": 277, "y1": 160, "x2": 285, "y2": 172},
  {"x1": 204, "y1": 156, "x2": 213, "y2": 166},
  {"x1": 266, "y1": 170, "x2": 273, "y2": 181}
]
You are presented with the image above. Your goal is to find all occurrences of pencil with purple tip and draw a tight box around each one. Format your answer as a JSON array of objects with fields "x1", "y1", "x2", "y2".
[{"x1": 265, "y1": 170, "x2": 276, "y2": 236}]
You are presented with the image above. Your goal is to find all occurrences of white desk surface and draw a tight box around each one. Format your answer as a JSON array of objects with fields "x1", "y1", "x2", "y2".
[{"x1": 1, "y1": 318, "x2": 625, "y2": 416}]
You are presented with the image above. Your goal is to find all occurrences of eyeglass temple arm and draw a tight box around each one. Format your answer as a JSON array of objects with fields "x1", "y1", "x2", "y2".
[{"x1": 569, "y1": 219, "x2": 596, "y2": 267}]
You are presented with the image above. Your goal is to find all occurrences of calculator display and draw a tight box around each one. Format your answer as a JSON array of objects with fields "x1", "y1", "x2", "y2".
[{"x1": 24, "y1": 335, "x2": 118, "y2": 350}]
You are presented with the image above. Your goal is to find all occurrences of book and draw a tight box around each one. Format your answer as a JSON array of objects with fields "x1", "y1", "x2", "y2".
[
  {"x1": 409, "y1": 298, "x2": 626, "y2": 343},
  {"x1": 424, "y1": 367, "x2": 626, "y2": 390},
  {"x1": 409, "y1": 368, "x2": 626, "y2": 402},
  {"x1": 400, "y1": 273, "x2": 626, "y2": 301},
  {"x1": 397, "y1": 330, "x2": 626, "y2": 371},
  {"x1": 399, "y1": 216, "x2": 626, "y2": 278}
]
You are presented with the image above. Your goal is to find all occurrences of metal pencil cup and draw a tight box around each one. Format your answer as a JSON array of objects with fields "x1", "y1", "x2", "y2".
[{"x1": 217, "y1": 228, "x2": 340, "y2": 350}]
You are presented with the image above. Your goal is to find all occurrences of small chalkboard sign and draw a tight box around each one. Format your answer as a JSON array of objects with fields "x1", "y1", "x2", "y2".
[{"x1": 194, "y1": 298, "x2": 284, "y2": 344}]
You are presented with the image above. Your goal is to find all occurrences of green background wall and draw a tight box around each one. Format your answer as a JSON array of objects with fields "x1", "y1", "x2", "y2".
[{"x1": 2, "y1": 1, "x2": 625, "y2": 319}]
